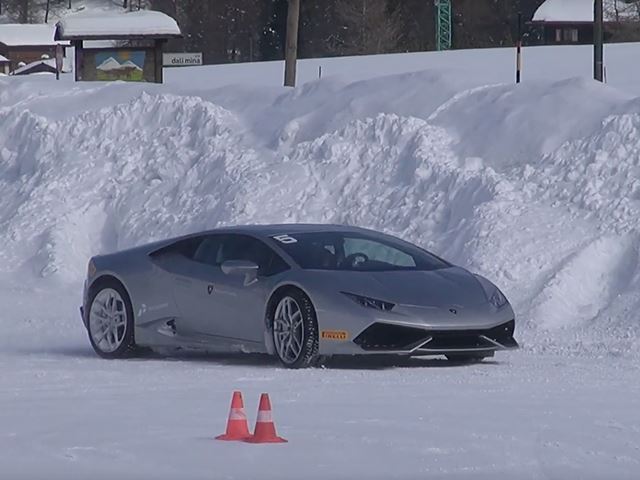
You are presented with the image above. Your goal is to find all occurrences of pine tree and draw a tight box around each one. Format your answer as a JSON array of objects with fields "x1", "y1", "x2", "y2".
[{"x1": 334, "y1": 0, "x2": 403, "y2": 55}]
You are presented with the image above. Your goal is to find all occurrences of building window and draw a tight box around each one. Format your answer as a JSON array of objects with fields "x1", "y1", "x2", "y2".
[
  {"x1": 555, "y1": 28, "x2": 562, "y2": 42},
  {"x1": 563, "y1": 28, "x2": 579, "y2": 43}
]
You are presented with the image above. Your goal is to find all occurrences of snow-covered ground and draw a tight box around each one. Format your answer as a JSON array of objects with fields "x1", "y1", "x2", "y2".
[
  {"x1": 1, "y1": 43, "x2": 640, "y2": 478},
  {"x1": 2, "y1": 350, "x2": 639, "y2": 480}
]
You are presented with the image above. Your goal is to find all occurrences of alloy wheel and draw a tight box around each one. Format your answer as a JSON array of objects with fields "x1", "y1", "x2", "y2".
[
  {"x1": 273, "y1": 296, "x2": 305, "y2": 364},
  {"x1": 89, "y1": 288, "x2": 128, "y2": 353}
]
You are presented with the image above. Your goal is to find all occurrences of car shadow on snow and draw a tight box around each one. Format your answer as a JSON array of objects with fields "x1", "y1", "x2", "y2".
[
  {"x1": 318, "y1": 355, "x2": 503, "y2": 370},
  {"x1": 140, "y1": 351, "x2": 504, "y2": 370},
  {"x1": 6, "y1": 343, "x2": 97, "y2": 359},
  {"x1": 39, "y1": 346, "x2": 504, "y2": 370}
]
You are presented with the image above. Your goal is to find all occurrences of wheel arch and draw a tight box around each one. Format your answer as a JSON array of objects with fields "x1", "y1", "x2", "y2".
[
  {"x1": 264, "y1": 284, "x2": 316, "y2": 329},
  {"x1": 263, "y1": 283, "x2": 318, "y2": 356},
  {"x1": 87, "y1": 271, "x2": 130, "y2": 296},
  {"x1": 86, "y1": 273, "x2": 134, "y2": 324}
]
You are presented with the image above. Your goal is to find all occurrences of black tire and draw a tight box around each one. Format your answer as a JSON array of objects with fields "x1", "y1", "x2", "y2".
[
  {"x1": 86, "y1": 277, "x2": 137, "y2": 359},
  {"x1": 271, "y1": 289, "x2": 319, "y2": 369},
  {"x1": 445, "y1": 353, "x2": 489, "y2": 364}
]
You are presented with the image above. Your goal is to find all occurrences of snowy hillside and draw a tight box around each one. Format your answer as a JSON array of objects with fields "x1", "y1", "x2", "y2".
[{"x1": 1, "y1": 43, "x2": 640, "y2": 479}]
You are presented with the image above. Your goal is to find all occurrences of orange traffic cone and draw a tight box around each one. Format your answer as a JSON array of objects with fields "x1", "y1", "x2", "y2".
[
  {"x1": 244, "y1": 393, "x2": 288, "y2": 444},
  {"x1": 215, "y1": 391, "x2": 251, "y2": 441}
]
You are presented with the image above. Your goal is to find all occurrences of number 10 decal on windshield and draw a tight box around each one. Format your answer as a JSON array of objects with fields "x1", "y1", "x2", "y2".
[{"x1": 273, "y1": 235, "x2": 298, "y2": 244}]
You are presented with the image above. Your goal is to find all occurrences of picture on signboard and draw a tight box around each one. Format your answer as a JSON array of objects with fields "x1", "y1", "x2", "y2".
[{"x1": 95, "y1": 51, "x2": 145, "y2": 81}]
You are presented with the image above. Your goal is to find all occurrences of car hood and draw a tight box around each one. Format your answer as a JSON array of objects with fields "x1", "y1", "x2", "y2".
[{"x1": 333, "y1": 267, "x2": 488, "y2": 308}]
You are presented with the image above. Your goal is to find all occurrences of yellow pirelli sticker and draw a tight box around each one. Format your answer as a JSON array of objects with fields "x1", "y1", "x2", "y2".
[{"x1": 321, "y1": 330, "x2": 348, "y2": 341}]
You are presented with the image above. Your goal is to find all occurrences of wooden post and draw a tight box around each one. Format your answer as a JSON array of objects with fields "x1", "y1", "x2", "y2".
[
  {"x1": 594, "y1": 0, "x2": 604, "y2": 82},
  {"x1": 154, "y1": 39, "x2": 164, "y2": 84},
  {"x1": 516, "y1": 12, "x2": 522, "y2": 84},
  {"x1": 284, "y1": 0, "x2": 300, "y2": 87},
  {"x1": 55, "y1": 43, "x2": 63, "y2": 80},
  {"x1": 73, "y1": 40, "x2": 83, "y2": 82}
]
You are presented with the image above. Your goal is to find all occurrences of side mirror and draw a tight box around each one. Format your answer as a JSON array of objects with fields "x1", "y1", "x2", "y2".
[{"x1": 221, "y1": 260, "x2": 259, "y2": 285}]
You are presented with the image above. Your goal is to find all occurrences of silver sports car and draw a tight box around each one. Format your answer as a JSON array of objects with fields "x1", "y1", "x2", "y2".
[{"x1": 81, "y1": 224, "x2": 518, "y2": 368}]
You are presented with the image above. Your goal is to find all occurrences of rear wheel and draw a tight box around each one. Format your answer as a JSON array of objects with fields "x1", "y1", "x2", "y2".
[
  {"x1": 271, "y1": 290, "x2": 319, "y2": 369},
  {"x1": 87, "y1": 278, "x2": 136, "y2": 359}
]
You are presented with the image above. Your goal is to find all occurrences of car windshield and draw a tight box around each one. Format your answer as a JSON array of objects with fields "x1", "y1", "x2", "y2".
[{"x1": 270, "y1": 231, "x2": 449, "y2": 272}]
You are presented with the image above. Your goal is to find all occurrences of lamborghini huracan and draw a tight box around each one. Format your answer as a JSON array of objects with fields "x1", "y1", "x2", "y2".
[{"x1": 81, "y1": 224, "x2": 518, "y2": 368}]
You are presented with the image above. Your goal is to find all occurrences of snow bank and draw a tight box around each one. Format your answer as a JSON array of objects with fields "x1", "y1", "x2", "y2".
[{"x1": 1, "y1": 43, "x2": 640, "y2": 356}]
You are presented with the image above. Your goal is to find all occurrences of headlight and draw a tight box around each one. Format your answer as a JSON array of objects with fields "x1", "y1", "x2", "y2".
[
  {"x1": 474, "y1": 274, "x2": 509, "y2": 309},
  {"x1": 489, "y1": 288, "x2": 508, "y2": 309},
  {"x1": 342, "y1": 292, "x2": 395, "y2": 312}
]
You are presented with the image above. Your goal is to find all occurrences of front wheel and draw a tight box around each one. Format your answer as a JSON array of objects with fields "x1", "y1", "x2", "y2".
[
  {"x1": 87, "y1": 279, "x2": 136, "y2": 359},
  {"x1": 272, "y1": 291, "x2": 319, "y2": 369}
]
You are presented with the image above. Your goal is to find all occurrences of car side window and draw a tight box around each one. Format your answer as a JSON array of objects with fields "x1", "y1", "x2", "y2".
[
  {"x1": 219, "y1": 235, "x2": 289, "y2": 277},
  {"x1": 192, "y1": 236, "x2": 224, "y2": 267},
  {"x1": 151, "y1": 236, "x2": 203, "y2": 260}
]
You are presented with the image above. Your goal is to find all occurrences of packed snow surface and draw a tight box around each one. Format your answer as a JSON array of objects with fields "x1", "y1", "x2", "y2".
[{"x1": 1, "y1": 43, "x2": 640, "y2": 479}]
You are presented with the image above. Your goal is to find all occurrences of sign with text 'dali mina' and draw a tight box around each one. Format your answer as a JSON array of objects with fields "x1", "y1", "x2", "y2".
[{"x1": 162, "y1": 53, "x2": 203, "y2": 67}]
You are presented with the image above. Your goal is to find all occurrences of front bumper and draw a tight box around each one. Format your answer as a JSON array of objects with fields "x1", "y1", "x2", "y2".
[{"x1": 352, "y1": 319, "x2": 518, "y2": 355}]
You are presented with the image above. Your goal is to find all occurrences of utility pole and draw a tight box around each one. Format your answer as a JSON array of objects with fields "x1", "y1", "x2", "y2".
[
  {"x1": 516, "y1": 12, "x2": 522, "y2": 83},
  {"x1": 284, "y1": 0, "x2": 300, "y2": 87},
  {"x1": 594, "y1": 0, "x2": 604, "y2": 82}
]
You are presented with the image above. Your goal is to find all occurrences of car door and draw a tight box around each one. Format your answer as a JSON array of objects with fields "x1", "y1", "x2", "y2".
[
  {"x1": 171, "y1": 234, "x2": 288, "y2": 343},
  {"x1": 197, "y1": 234, "x2": 289, "y2": 343},
  {"x1": 154, "y1": 235, "x2": 225, "y2": 339}
]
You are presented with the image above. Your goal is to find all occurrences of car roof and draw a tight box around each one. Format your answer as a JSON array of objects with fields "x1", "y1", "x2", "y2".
[{"x1": 198, "y1": 224, "x2": 378, "y2": 237}]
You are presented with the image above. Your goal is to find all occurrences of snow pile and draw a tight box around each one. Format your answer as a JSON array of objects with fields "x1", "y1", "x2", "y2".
[
  {"x1": 1, "y1": 44, "x2": 640, "y2": 356},
  {"x1": 0, "y1": 94, "x2": 250, "y2": 281}
]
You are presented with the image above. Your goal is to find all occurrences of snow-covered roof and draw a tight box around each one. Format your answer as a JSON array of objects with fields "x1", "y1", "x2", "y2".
[
  {"x1": 0, "y1": 54, "x2": 9, "y2": 63},
  {"x1": 0, "y1": 24, "x2": 59, "y2": 46},
  {"x1": 11, "y1": 58, "x2": 56, "y2": 75},
  {"x1": 55, "y1": 10, "x2": 181, "y2": 40},
  {"x1": 533, "y1": 0, "x2": 636, "y2": 23}
]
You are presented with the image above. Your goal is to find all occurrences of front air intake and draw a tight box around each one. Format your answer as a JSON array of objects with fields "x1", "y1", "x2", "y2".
[
  {"x1": 354, "y1": 320, "x2": 518, "y2": 352},
  {"x1": 353, "y1": 323, "x2": 431, "y2": 351}
]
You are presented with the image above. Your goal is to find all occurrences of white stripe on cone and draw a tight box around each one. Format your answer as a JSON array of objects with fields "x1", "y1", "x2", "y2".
[
  {"x1": 229, "y1": 409, "x2": 247, "y2": 421},
  {"x1": 257, "y1": 410, "x2": 273, "y2": 422}
]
